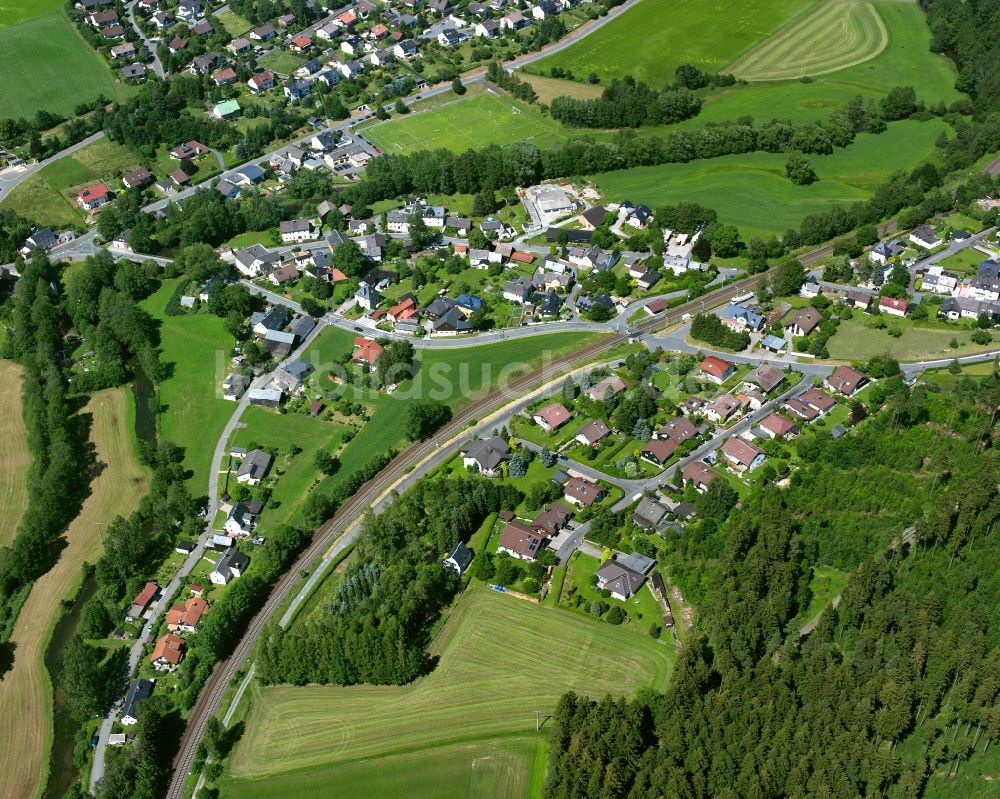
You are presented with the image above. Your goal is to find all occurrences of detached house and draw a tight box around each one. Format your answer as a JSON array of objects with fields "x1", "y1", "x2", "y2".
[
  {"x1": 586, "y1": 375, "x2": 626, "y2": 402},
  {"x1": 151, "y1": 633, "x2": 185, "y2": 670},
  {"x1": 533, "y1": 402, "x2": 571, "y2": 431},
  {"x1": 461, "y1": 436, "x2": 510, "y2": 476},
  {"x1": 639, "y1": 439, "x2": 676, "y2": 467},
  {"x1": 210, "y1": 546, "x2": 249, "y2": 585},
  {"x1": 166, "y1": 597, "x2": 208, "y2": 633},
  {"x1": 563, "y1": 476, "x2": 606, "y2": 507},
  {"x1": 909, "y1": 225, "x2": 942, "y2": 250},
  {"x1": 699, "y1": 356, "x2": 735, "y2": 384},
  {"x1": 498, "y1": 520, "x2": 547, "y2": 560},
  {"x1": 595, "y1": 561, "x2": 645, "y2": 601},
  {"x1": 825, "y1": 365, "x2": 868, "y2": 397},
  {"x1": 248, "y1": 71, "x2": 275, "y2": 93},
  {"x1": 879, "y1": 295, "x2": 908, "y2": 317},
  {"x1": 721, "y1": 437, "x2": 765, "y2": 473},
  {"x1": 126, "y1": 581, "x2": 160, "y2": 622},
  {"x1": 785, "y1": 307, "x2": 822, "y2": 337},
  {"x1": 576, "y1": 419, "x2": 611, "y2": 446},
  {"x1": 236, "y1": 448, "x2": 272, "y2": 485},
  {"x1": 532, "y1": 503, "x2": 572, "y2": 536},
  {"x1": 77, "y1": 182, "x2": 110, "y2": 210},
  {"x1": 279, "y1": 219, "x2": 319, "y2": 243},
  {"x1": 682, "y1": 460, "x2": 719, "y2": 492}
]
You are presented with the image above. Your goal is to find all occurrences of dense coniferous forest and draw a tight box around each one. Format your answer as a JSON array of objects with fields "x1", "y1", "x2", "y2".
[
  {"x1": 543, "y1": 373, "x2": 1000, "y2": 799},
  {"x1": 256, "y1": 476, "x2": 522, "y2": 686}
]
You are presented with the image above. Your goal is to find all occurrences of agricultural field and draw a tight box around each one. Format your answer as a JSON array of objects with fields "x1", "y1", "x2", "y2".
[
  {"x1": 729, "y1": 0, "x2": 887, "y2": 81},
  {"x1": 0, "y1": 362, "x2": 30, "y2": 547},
  {"x1": 518, "y1": 73, "x2": 603, "y2": 105},
  {"x1": 591, "y1": 119, "x2": 946, "y2": 237},
  {"x1": 223, "y1": 588, "x2": 672, "y2": 793},
  {"x1": 362, "y1": 92, "x2": 571, "y2": 155},
  {"x1": 525, "y1": 0, "x2": 813, "y2": 86},
  {"x1": 1, "y1": 137, "x2": 140, "y2": 229},
  {"x1": 140, "y1": 280, "x2": 235, "y2": 493},
  {"x1": 692, "y1": 0, "x2": 962, "y2": 125},
  {"x1": 0, "y1": 388, "x2": 148, "y2": 799},
  {"x1": 0, "y1": 0, "x2": 65, "y2": 27},
  {"x1": 0, "y1": 12, "x2": 127, "y2": 119}
]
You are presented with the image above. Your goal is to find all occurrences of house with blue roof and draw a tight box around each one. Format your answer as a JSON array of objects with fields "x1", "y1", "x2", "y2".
[
  {"x1": 455, "y1": 293, "x2": 482, "y2": 315},
  {"x1": 720, "y1": 304, "x2": 763, "y2": 332}
]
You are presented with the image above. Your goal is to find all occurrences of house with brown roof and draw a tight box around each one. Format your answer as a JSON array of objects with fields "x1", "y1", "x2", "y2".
[
  {"x1": 655, "y1": 416, "x2": 696, "y2": 445},
  {"x1": 576, "y1": 419, "x2": 610, "y2": 446},
  {"x1": 721, "y1": 437, "x2": 765, "y2": 472},
  {"x1": 531, "y1": 503, "x2": 572, "y2": 535},
  {"x1": 759, "y1": 413, "x2": 798, "y2": 440},
  {"x1": 639, "y1": 439, "x2": 676, "y2": 467},
  {"x1": 745, "y1": 363, "x2": 785, "y2": 393},
  {"x1": 151, "y1": 633, "x2": 185, "y2": 670},
  {"x1": 825, "y1": 365, "x2": 868, "y2": 397},
  {"x1": 532, "y1": 402, "x2": 571, "y2": 431},
  {"x1": 126, "y1": 581, "x2": 160, "y2": 621},
  {"x1": 497, "y1": 520, "x2": 547, "y2": 560},
  {"x1": 585, "y1": 375, "x2": 626, "y2": 402},
  {"x1": 879, "y1": 295, "x2": 908, "y2": 317},
  {"x1": 166, "y1": 597, "x2": 208, "y2": 633},
  {"x1": 785, "y1": 307, "x2": 822, "y2": 337},
  {"x1": 704, "y1": 394, "x2": 743, "y2": 425},
  {"x1": 699, "y1": 355, "x2": 735, "y2": 384},
  {"x1": 563, "y1": 476, "x2": 605, "y2": 507},
  {"x1": 799, "y1": 388, "x2": 837, "y2": 414},
  {"x1": 682, "y1": 461, "x2": 719, "y2": 492},
  {"x1": 122, "y1": 166, "x2": 152, "y2": 189}
]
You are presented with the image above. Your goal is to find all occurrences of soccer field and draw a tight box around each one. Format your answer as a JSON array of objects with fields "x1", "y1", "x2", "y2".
[
  {"x1": 362, "y1": 92, "x2": 569, "y2": 155},
  {"x1": 225, "y1": 589, "x2": 673, "y2": 792}
]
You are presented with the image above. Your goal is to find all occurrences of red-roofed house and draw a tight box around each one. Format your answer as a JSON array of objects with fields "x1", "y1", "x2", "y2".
[
  {"x1": 825, "y1": 366, "x2": 868, "y2": 397},
  {"x1": 388, "y1": 296, "x2": 418, "y2": 323},
  {"x1": 759, "y1": 413, "x2": 798, "y2": 439},
  {"x1": 879, "y1": 295, "x2": 908, "y2": 317},
  {"x1": 289, "y1": 34, "x2": 312, "y2": 50},
  {"x1": 353, "y1": 337, "x2": 382, "y2": 366},
  {"x1": 151, "y1": 633, "x2": 185, "y2": 670},
  {"x1": 248, "y1": 71, "x2": 275, "y2": 93},
  {"x1": 335, "y1": 10, "x2": 356, "y2": 25},
  {"x1": 532, "y1": 402, "x2": 571, "y2": 431},
  {"x1": 211, "y1": 66, "x2": 238, "y2": 85},
  {"x1": 699, "y1": 356, "x2": 735, "y2": 384},
  {"x1": 330, "y1": 268, "x2": 349, "y2": 282},
  {"x1": 166, "y1": 597, "x2": 209, "y2": 633},
  {"x1": 77, "y1": 182, "x2": 110, "y2": 210},
  {"x1": 126, "y1": 581, "x2": 160, "y2": 621},
  {"x1": 369, "y1": 22, "x2": 389, "y2": 38}
]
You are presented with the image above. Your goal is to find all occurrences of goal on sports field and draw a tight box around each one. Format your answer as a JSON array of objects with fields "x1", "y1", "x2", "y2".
[{"x1": 511, "y1": 106, "x2": 520, "y2": 114}]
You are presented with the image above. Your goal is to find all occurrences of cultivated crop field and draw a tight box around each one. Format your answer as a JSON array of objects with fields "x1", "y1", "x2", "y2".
[
  {"x1": 0, "y1": 362, "x2": 30, "y2": 547},
  {"x1": 362, "y1": 92, "x2": 569, "y2": 155},
  {"x1": 0, "y1": 388, "x2": 148, "y2": 799},
  {"x1": 225, "y1": 589, "x2": 672, "y2": 793},
  {"x1": 592, "y1": 119, "x2": 946, "y2": 237},
  {"x1": 526, "y1": 0, "x2": 813, "y2": 86},
  {"x1": 0, "y1": 12, "x2": 125, "y2": 118},
  {"x1": 729, "y1": 0, "x2": 887, "y2": 81}
]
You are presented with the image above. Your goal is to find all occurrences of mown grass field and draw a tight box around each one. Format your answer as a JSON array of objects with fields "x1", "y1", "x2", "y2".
[
  {"x1": 2, "y1": 137, "x2": 140, "y2": 228},
  {"x1": 690, "y1": 0, "x2": 962, "y2": 125},
  {"x1": 362, "y1": 92, "x2": 571, "y2": 155},
  {"x1": 729, "y1": 0, "x2": 887, "y2": 80},
  {"x1": 222, "y1": 736, "x2": 545, "y2": 799},
  {"x1": 518, "y1": 73, "x2": 603, "y2": 105},
  {"x1": 526, "y1": 0, "x2": 813, "y2": 86},
  {"x1": 825, "y1": 317, "x2": 1000, "y2": 361},
  {"x1": 0, "y1": 12, "x2": 127, "y2": 119},
  {"x1": 0, "y1": 0, "x2": 65, "y2": 27},
  {"x1": 591, "y1": 119, "x2": 946, "y2": 237},
  {"x1": 0, "y1": 362, "x2": 30, "y2": 547},
  {"x1": 257, "y1": 50, "x2": 305, "y2": 76},
  {"x1": 224, "y1": 588, "x2": 672, "y2": 792},
  {"x1": 215, "y1": 9, "x2": 252, "y2": 36},
  {"x1": 0, "y1": 388, "x2": 148, "y2": 799},
  {"x1": 141, "y1": 280, "x2": 235, "y2": 493},
  {"x1": 228, "y1": 408, "x2": 350, "y2": 531}
]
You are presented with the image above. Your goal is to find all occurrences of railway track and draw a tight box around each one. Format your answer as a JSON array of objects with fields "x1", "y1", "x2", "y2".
[{"x1": 163, "y1": 257, "x2": 810, "y2": 797}]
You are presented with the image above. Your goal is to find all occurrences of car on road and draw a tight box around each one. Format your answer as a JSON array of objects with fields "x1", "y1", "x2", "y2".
[{"x1": 353, "y1": 326, "x2": 363, "y2": 332}]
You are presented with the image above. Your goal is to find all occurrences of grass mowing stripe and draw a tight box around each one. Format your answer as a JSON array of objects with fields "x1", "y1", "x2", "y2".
[
  {"x1": 227, "y1": 588, "x2": 673, "y2": 783},
  {"x1": 0, "y1": 362, "x2": 30, "y2": 547},
  {"x1": 0, "y1": 388, "x2": 149, "y2": 799}
]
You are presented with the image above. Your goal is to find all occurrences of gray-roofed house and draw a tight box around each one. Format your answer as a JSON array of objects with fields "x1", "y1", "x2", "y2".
[
  {"x1": 288, "y1": 316, "x2": 316, "y2": 341},
  {"x1": 442, "y1": 541, "x2": 473, "y2": 575},
  {"x1": 121, "y1": 678, "x2": 154, "y2": 726},
  {"x1": 745, "y1": 363, "x2": 785, "y2": 393},
  {"x1": 222, "y1": 373, "x2": 251, "y2": 401},
  {"x1": 461, "y1": 436, "x2": 511, "y2": 476},
  {"x1": 252, "y1": 306, "x2": 289, "y2": 337},
  {"x1": 210, "y1": 546, "x2": 249, "y2": 585},
  {"x1": 236, "y1": 449, "x2": 271, "y2": 485},
  {"x1": 595, "y1": 560, "x2": 645, "y2": 600},
  {"x1": 355, "y1": 282, "x2": 382, "y2": 311},
  {"x1": 632, "y1": 496, "x2": 667, "y2": 530},
  {"x1": 263, "y1": 328, "x2": 296, "y2": 356}
]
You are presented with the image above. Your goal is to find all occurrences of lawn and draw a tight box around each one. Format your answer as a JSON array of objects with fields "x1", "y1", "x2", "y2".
[
  {"x1": 591, "y1": 119, "x2": 946, "y2": 237},
  {"x1": 560, "y1": 551, "x2": 668, "y2": 636},
  {"x1": 683, "y1": 0, "x2": 963, "y2": 126},
  {"x1": 2, "y1": 137, "x2": 140, "y2": 229},
  {"x1": 0, "y1": 0, "x2": 65, "y2": 27},
  {"x1": 935, "y1": 249, "x2": 986, "y2": 276},
  {"x1": 0, "y1": 12, "x2": 129, "y2": 118},
  {"x1": 825, "y1": 317, "x2": 999, "y2": 361},
  {"x1": 526, "y1": 0, "x2": 813, "y2": 86},
  {"x1": 225, "y1": 588, "x2": 672, "y2": 786},
  {"x1": 728, "y1": 0, "x2": 887, "y2": 81},
  {"x1": 215, "y1": 9, "x2": 252, "y2": 36},
  {"x1": 362, "y1": 91, "x2": 571, "y2": 155},
  {"x1": 518, "y1": 73, "x2": 603, "y2": 105},
  {"x1": 222, "y1": 736, "x2": 545, "y2": 799},
  {"x1": 0, "y1": 361, "x2": 30, "y2": 547},
  {"x1": 227, "y1": 408, "x2": 350, "y2": 531},
  {"x1": 141, "y1": 280, "x2": 235, "y2": 494},
  {"x1": 0, "y1": 388, "x2": 148, "y2": 799},
  {"x1": 258, "y1": 50, "x2": 306, "y2": 76}
]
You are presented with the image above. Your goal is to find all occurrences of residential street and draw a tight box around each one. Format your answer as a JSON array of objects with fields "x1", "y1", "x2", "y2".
[{"x1": 0, "y1": 131, "x2": 106, "y2": 201}]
